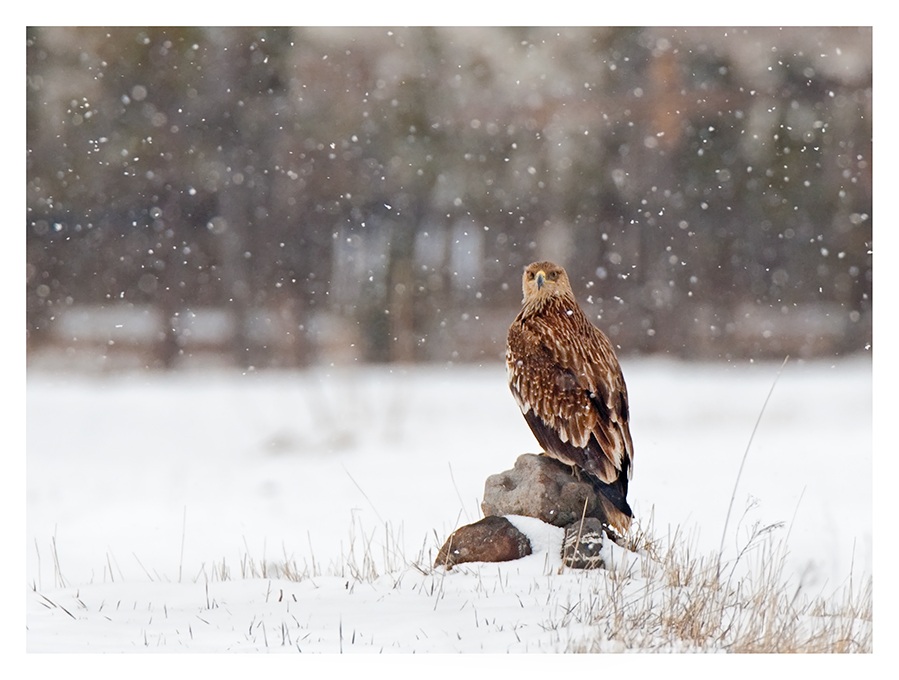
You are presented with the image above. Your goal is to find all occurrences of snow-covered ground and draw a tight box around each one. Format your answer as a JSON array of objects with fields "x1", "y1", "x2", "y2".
[{"x1": 25, "y1": 357, "x2": 872, "y2": 654}]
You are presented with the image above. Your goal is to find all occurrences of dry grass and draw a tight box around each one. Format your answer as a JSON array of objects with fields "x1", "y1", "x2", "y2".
[
  {"x1": 191, "y1": 512, "x2": 871, "y2": 653},
  {"x1": 569, "y1": 513, "x2": 872, "y2": 653},
  {"x1": 33, "y1": 514, "x2": 871, "y2": 653}
]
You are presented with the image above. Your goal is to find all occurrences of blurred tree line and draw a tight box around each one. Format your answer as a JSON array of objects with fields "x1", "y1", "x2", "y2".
[{"x1": 26, "y1": 27, "x2": 872, "y2": 368}]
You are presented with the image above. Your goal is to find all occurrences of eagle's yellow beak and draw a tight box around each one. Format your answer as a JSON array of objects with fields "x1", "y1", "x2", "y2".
[{"x1": 536, "y1": 270, "x2": 546, "y2": 290}]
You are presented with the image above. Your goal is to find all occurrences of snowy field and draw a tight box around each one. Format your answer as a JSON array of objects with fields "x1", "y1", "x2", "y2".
[{"x1": 25, "y1": 356, "x2": 873, "y2": 656}]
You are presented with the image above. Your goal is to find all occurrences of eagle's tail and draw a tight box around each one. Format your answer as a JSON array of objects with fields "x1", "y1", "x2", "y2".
[
  {"x1": 594, "y1": 491, "x2": 632, "y2": 540},
  {"x1": 586, "y1": 473, "x2": 633, "y2": 540}
]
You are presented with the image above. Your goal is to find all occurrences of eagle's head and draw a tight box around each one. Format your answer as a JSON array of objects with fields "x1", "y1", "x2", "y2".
[{"x1": 521, "y1": 261, "x2": 573, "y2": 306}]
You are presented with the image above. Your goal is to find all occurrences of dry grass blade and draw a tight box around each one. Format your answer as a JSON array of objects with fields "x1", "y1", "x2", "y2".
[{"x1": 718, "y1": 355, "x2": 789, "y2": 578}]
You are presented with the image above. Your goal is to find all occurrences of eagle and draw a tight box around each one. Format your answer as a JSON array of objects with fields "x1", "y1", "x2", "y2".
[{"x1": 506, "y1": 261, "x2": 634, "y2": 537}]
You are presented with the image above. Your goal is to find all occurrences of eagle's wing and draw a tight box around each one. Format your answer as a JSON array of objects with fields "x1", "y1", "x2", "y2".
[{"x1": 507, "y1": 313, "x2": 633, "y2": 486}]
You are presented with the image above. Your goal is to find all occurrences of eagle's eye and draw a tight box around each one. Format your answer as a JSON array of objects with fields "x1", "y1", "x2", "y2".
[
  {"x1": 547, "y1": 271, "x2": 558, "y2": 281},
  {"x1": 527, "y1": 271, "x2": 535, "y2": 280}
]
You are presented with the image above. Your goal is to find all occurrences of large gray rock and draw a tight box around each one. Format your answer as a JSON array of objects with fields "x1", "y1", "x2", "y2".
[{"x1": 481, "y1": 453, "x2": 604, "y2": 528}]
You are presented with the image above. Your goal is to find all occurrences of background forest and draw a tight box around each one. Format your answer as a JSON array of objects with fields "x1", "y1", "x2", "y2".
[{"x1": 25, "y1": 26, "x2": 873, "y2": 368}]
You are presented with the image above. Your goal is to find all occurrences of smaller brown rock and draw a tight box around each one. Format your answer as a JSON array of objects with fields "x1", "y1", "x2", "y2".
[{"x1": 434, "y1": 516, "x2": 532, "y2": 569}]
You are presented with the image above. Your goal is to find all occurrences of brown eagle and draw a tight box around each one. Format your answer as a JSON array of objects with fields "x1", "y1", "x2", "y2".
[{"x1": 506, "y1": 261, "x2": 634, "y2": 536}]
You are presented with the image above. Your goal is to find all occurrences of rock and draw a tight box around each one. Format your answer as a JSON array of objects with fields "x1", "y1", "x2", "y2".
[
  {"x1": 433, "y1": 454, "x2": 636, "y2": 571},
  {"x1": 434, "y1": 516, "x2": 532, "y2": 569},
  {"x1": 561, "y1": 517, "x2": 606, "y2": 569},
  {"x1": 481, "y1": 453, "x2": 604, "y2": 528}
]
